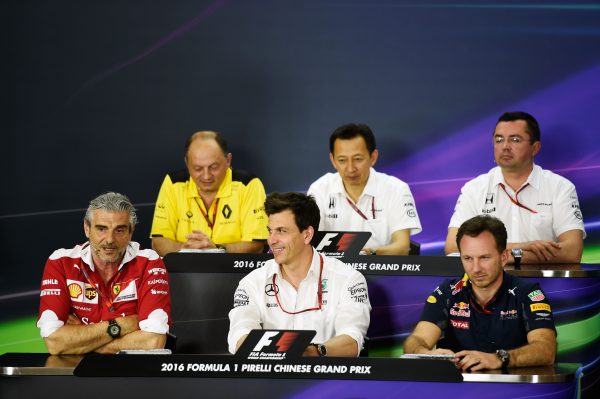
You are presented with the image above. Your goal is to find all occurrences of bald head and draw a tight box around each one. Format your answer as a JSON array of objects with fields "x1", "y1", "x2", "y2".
[{"x1": 185, "y1": 131, "x2": 229, "y2": 160}]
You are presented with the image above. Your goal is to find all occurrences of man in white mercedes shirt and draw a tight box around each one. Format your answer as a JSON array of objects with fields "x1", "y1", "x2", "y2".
[
  {"x1": 445, "y1": 111, "x2": 585, "y2": 264},
  {"x1": 228, "y1": 192, "x2": 371, "y2": 357},
  {"x1": 307, "y1": 123, "x2": 421, "y2": 255}
]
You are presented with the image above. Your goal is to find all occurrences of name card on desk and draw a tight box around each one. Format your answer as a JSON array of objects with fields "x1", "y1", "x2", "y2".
[
  {"x1": 74, "y1": 354, "x2": 462, "y2": 382},
  {"x1": 164, "y1": 253, "x2": 464, "y2": 276}
]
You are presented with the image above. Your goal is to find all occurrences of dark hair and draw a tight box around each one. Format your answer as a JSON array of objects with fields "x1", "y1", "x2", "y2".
[
  {"x1": 265, "y1": 192, "x2": 320, "y2": 232},
  {"x1": 329, "y1": 123, "x2": 376, "y2": 154},
  {"x1": 496, "y1": 112, "x2": 540, "y2": 143},
  {"x1": 456, "y1": 215, "x2": 507, "y2": 253},
  {"x1": 184, "y1": 131, "x2": 229, "y2": 158}
]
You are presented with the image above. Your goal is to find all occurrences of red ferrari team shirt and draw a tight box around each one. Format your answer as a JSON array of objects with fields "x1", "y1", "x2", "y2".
[{"x1": 37, "y1": 241, "x2": 171, "y2": 338}]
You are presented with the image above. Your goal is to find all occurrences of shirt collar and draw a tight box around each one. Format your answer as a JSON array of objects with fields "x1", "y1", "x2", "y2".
[
  {"x1": 186, "y1": 168, "x2": 233, "y2": 199},
  {"x1": 467, "y1": 271, "x2": 509, "y2": 311},
  {"x1": 362, "y1": 167, "x2": 377, "y2": 197},
  {"x1": 332, "y1": 167, "x2": 377, "y2": 199},
  {"x1": 266, "y1": 248, "x2": 321, "y2": 282},
  {"x1": 492, "y1": 164, "x2": 541, "y2": 191}
]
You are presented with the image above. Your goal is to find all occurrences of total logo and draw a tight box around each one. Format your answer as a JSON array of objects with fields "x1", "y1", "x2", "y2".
[{"x1": 450, "y1": 319, "x2": 470, "y2": 330}]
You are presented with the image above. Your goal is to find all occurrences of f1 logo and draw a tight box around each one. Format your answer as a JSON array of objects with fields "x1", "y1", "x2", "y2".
[
  {"x1": 315, "y1": 233, "x2": 338, "y2": 251},
  {"x1": 252, "y1": 331, "x2": 299, "y2": 353},
  {"x1": 252, "y1": 331, "x2": 279, "y2": 352}
]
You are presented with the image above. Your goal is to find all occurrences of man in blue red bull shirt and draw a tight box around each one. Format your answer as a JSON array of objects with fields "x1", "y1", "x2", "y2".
[{"x1": 404, "y1": 215, "x2": 556, "y2": 371}]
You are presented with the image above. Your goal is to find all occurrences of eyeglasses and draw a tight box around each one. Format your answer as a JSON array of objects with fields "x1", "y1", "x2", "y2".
[
  {"x1": 273, "y1": 254, "x2": 324, "y2": 315},
  {"x1": 494, "y1": 136, "x2": 529, "y2": 145}
]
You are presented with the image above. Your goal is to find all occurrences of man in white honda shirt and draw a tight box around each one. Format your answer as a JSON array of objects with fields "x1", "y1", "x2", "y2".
[
  {"x1": 307, "y1": 123, "x2": 421, "y2": 255},
  {"x1": 228, "y1": 192, "x2": 371, "y2": 357},
  {"x1": 37, "y1": 192, "x2": 171, "y2": 354},
  {"x1": 445, "y1": 111, "x2": 585, "y2": 264}
]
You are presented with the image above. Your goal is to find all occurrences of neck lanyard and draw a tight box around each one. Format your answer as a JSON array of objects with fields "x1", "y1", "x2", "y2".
[
  {"x1": 498, "y1": 183, "x2": 537, "y2": 214},
  {"x1": 346, "y1": 197, "x2": 375, "y2": 220},
  {"x1": 194, "y1": 197, "x2": 220, "y2": 229},
  {"x1": 273, "y1": 254, "x2": 324, "y2": 315},
  {"x1": 80, "y1": 264, "x2": 121, "y2": 312}
]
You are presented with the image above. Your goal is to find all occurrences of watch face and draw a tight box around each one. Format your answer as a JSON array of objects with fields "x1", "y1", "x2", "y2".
[
  {"x1": 511, "y1": 248, "x2": 523, "y2": 258},
  {"x1": 317, "y1": 344, "x2": 327, "y2": 357},
  {"x1": 108, "y1": 323, "x2": 121, "y2": 338}
]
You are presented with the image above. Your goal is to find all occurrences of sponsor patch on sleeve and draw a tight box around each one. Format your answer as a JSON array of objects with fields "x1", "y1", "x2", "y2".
[
  {"x1": 348, "y1": 281, "x2": 369, "y2": 303},
  {"x1": 527, "y1": 289, "x2": 545, "y2": 302},
  {"x1": 530, "y1": 303, "x2": 551, "y2": 312},
  {"x1": 234, "y1": 288, "x2": 250, "y2": 307},
  {"x1": 426, "y1": 295, "x2": 437, "y2": 304}
]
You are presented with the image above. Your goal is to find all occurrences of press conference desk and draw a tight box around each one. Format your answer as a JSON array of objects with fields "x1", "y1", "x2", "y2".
[
  {"x1": 163, "y1": 253, "x2": 600, "y2": 398},
  {"x1": 4, "y1": 255, "x2": 597, "y2": 398},
  {"x1": 0, "y1": 353, "x2": 580, "y2": 399}
]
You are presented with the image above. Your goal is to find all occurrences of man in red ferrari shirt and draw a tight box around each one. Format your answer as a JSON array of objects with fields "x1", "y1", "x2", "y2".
[{"x1": 37, "y1": 192, "x2": 171, "y2": 354}]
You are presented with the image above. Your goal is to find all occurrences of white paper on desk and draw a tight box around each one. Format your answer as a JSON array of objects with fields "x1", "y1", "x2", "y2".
[
  {"x1": 117, "y1": 349, "x2": 172, "y2": 355},
  {"x1": 400, "y1": 354, "x2": 456, "y2": 361},
  {"x1": 178, "y1": 248, "x2": 226, "y2": 253}
]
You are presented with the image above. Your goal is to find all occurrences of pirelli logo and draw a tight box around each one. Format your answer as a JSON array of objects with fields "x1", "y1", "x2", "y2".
[{"x1": 530, "y1": 303, "x2": 551, "y2": 312}]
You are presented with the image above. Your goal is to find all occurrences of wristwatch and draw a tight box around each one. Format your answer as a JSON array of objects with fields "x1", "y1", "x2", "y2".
[
  {"x1": 496, "y1": 349, "x2": 510, "y2": 370},
  {"x1": 311, "y1": 343, "x2": 327, "y2": 357},
  {"x1": 107, "y1": 319, "x2": 121, "y2": 339},
  {"x1": 511, "y1": 248, "x2": 523, "y2": 270}
]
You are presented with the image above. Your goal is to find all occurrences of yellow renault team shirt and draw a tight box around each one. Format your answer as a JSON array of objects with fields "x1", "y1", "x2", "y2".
[{"x1": 150, "y1": 168, "x2": 268, "y2": 246}]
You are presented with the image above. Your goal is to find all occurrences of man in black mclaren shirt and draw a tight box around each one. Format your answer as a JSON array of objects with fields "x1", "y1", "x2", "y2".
[{"x1": 404, "y1": 215, "x2": 556, "y2": 371}]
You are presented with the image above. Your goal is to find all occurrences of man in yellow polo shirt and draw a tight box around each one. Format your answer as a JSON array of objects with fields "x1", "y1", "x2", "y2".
[{"x1": 150, "y1": 131, "x2": 268, "y2": 256}]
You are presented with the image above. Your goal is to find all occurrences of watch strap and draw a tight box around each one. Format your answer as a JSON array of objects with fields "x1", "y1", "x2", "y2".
[{"x1": 496, "y1": 349, "x2": 510, "y2": 369}]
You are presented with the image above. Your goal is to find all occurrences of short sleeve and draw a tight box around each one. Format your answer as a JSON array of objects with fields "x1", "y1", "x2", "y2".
[
  {"x1": 551, "y1": 179, "x2": 586, "y2": 239},
  {"x1": 227, "y1": 277, "x2": 263, "y2": 354},
  {"x1": 521, "y1": 284, "x2": 556, "y2": 334},
  {"x1": 137, "y1": 256, "x2": 171, "y2": 334},
  {"x1": 37, "y1": 258, "x2": 70, "y2": 337},
  {"x1": 150, "y1": 174, "x2": 179, "y2": 241},
  {"x1": 239, "y1": 177, "x2": 268, "y2": 242},
  {"x1": 334, "y1": 271, "x2": 371, "y2": 353}
]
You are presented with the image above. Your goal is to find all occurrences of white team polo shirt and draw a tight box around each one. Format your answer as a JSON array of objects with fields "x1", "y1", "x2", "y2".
[
  {"x1": 448, "y1": 165, "x2": 585, "y2": 242},
  {"x1": 307, "y1": 168, "x2": 422, "y2": 248},
  {"x1": 227, "y1": 249, "x2": 371, "y2": 354}
]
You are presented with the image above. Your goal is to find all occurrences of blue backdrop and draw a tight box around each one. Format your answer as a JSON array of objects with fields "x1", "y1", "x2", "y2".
[{"x1": 2, "y1": 0, "x2": 599, "y2": 301}]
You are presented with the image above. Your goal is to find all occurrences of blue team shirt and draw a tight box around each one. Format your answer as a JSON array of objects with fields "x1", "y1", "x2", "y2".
[{"x1": 419, "y1": 272, "x2": 556, "y2": 352}]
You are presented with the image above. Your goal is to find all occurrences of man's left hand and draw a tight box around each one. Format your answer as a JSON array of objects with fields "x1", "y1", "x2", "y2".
[{"x1": 454, "y1": 350, "x2": 502, "y2": 371}]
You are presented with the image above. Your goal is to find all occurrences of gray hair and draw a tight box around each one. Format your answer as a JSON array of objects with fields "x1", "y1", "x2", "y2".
[{"x1": 84, "y1": 192, "x2": 138, "y2": 227}]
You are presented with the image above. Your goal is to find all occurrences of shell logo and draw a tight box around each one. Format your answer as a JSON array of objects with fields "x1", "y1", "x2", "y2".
[{"x1": 68, "y1": 283, "x2": 82, "y2": 299}]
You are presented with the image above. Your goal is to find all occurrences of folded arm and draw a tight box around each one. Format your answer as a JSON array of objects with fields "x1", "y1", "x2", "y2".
[
  {"x1": 44, "y1": 315, "x2": 140, "y2": 355},
  {"x1": 95, "y1": 330, "x2": 166, "y2": 354},
  {"x1": 507, "y1": 230, "x2": 583, "y2": 264}
]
